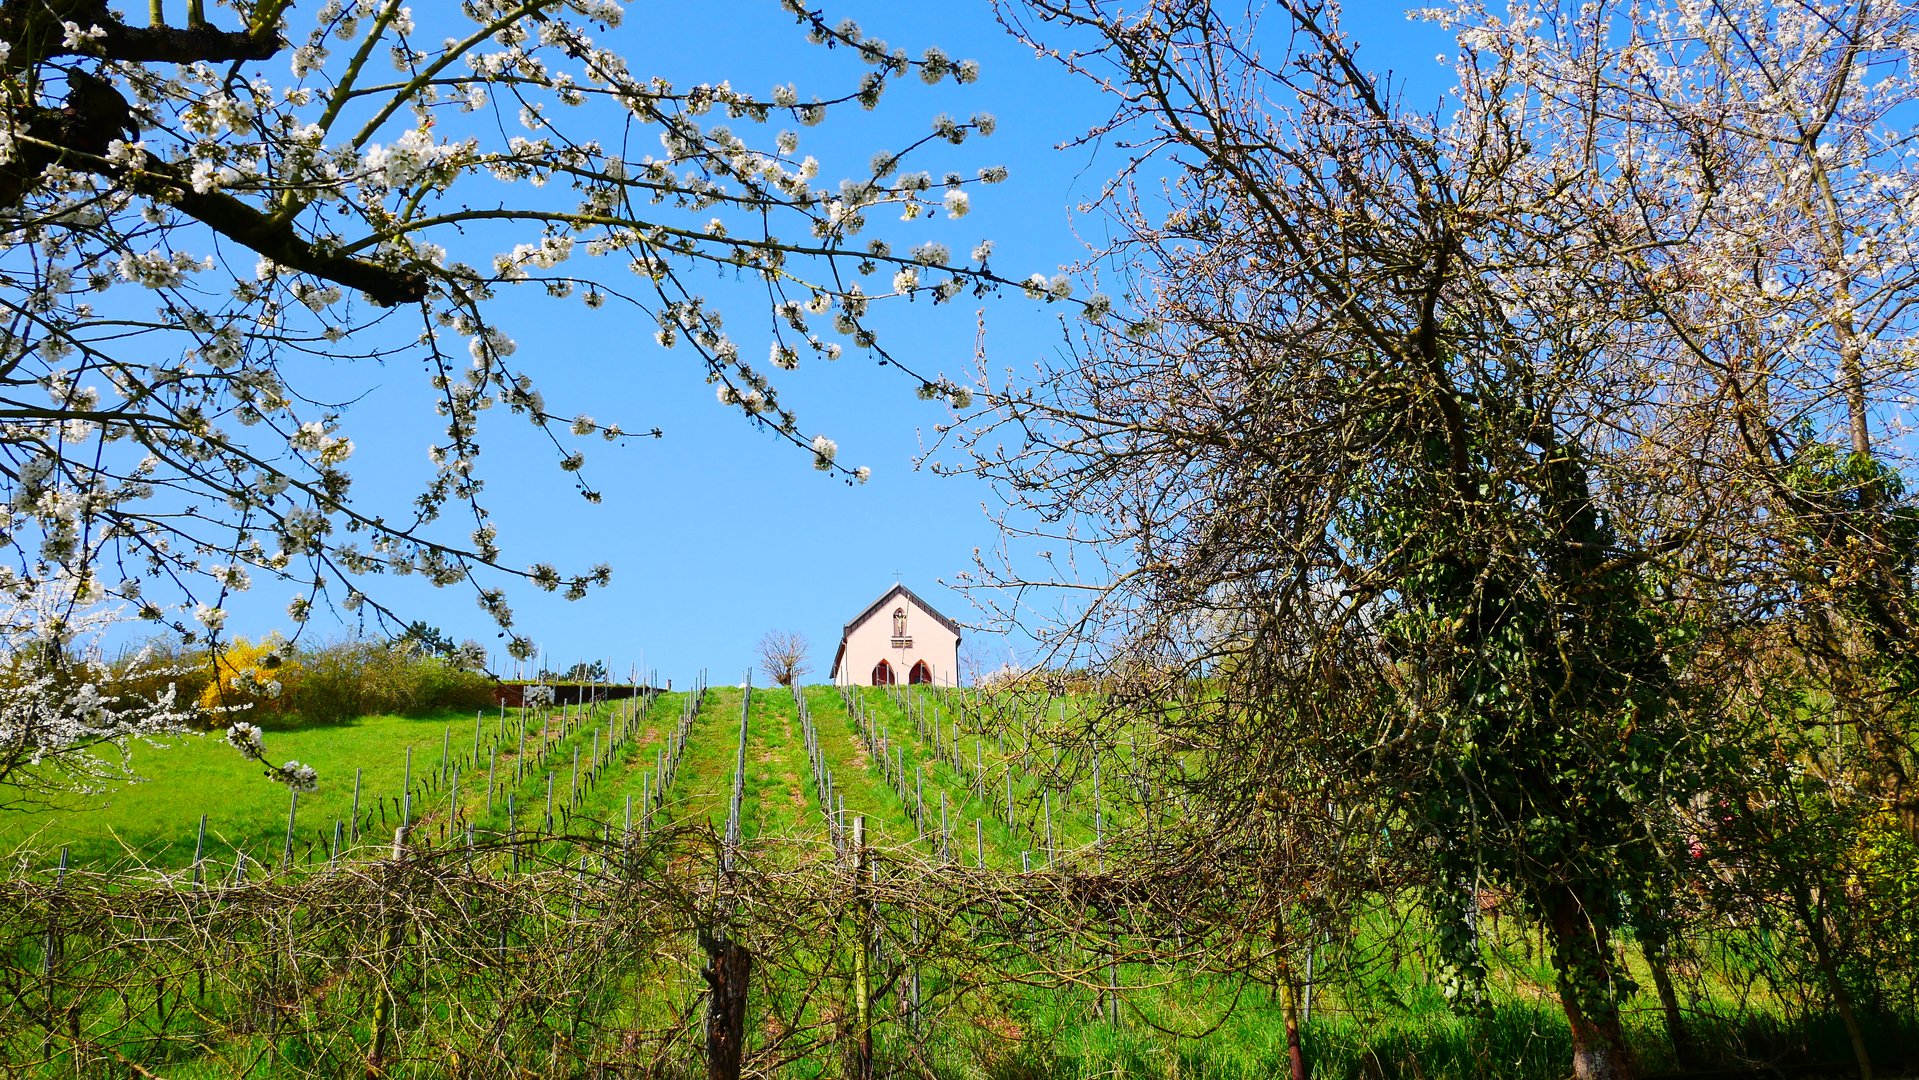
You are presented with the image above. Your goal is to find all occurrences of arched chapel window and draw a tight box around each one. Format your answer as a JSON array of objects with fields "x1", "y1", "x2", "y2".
[
  {"x1": 892, "y1": 607, "x2": 907, "y2": 638},
  {"x1": 909, "y1": 660, "x2": 932, "y2": 685},
  {"x1": 872, "y1": 659, "x2": 895, "y2": 685}
]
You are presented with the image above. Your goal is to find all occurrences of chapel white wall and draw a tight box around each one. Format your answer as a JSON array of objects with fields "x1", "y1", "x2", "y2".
[{"x1": 834, "y1": 595, "x2": 958, "y2": 686}]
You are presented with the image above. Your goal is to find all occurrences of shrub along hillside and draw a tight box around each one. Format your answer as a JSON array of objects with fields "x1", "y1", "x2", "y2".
[{"x1": 108, "y1": 635, "x2": 499, "y2": 731}]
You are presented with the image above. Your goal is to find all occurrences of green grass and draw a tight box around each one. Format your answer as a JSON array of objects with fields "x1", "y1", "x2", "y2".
[
  {"x1": 661, "y1": 685, "x2": 745, "y2": 830},
  {"x1": 806, "y1": 685, "x2": 959, "y2": 853},
  {"x1": 0, "y1": 691, "x2": 690, "y2": 870},
  {"x1": 0, "y1": 709, "x2": 490, "y2": 869},
  {"x1": 0, "y1": 685, "x2": 1080, "y2": 872}
]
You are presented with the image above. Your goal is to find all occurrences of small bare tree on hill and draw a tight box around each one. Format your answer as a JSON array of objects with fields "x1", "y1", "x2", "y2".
[{"x1": 758, "y1": 631, "x2": 810, "y2": 687}]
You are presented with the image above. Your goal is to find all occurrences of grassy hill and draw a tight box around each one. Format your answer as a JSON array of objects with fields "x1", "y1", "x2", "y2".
[{"x1": 0, "y1": 683, "x2": 1901, "y2": 1079}]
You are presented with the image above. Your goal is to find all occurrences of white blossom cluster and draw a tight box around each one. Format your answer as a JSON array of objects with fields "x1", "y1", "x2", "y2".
[
  {"x1": 1424, "y1": 0, "x2": 1919, "y2": 454},
  {"x1": 0, "y1": 567, "x2": 197, "y2": 798},
  {"x1": 224, "y1": 721, "x2": 318, "y2": 792},
  {"x1": 0, "y1": 0, "x2": 1018, "y2": 661}
]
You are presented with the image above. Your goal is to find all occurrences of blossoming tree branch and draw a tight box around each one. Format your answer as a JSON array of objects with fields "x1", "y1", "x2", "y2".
[
  {"x1": 0, "y1": 0, "x2": 1028, "y2": 640},
  {"x1": 0, "y1": 0, "x2": 1035, "y2": 790}
]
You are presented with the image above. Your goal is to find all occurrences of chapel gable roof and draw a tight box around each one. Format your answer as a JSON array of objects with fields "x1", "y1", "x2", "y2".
[{"x1": 843, "y1": 583, "x2": 962, "y2": 640}]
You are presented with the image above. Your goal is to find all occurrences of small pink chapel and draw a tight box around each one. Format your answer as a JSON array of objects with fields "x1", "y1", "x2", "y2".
[{"x1": 829, "y1": 583, "x2": 962, "y2": 687}]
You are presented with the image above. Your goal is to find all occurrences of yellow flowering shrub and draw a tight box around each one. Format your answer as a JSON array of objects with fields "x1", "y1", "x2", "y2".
[{"x1": 199, "y1": 635, "x2": 303, "y2": 721}]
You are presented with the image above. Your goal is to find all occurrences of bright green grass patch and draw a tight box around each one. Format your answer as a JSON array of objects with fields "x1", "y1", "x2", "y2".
[
  {"x1": 660, "y1": 685, "x2": 742, "y2": 830},
  {"x1": 0, "y1": 708, "x2": 497, "y2": 869},
  {"x1": 737, "y1": 687, "x2": 819, "y2": 843},
  {"x1": 0, "y1": 691, "x2": 695, "y2": 872}
]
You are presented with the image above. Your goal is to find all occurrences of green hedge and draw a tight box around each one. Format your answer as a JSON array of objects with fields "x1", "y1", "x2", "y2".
[{"x1": 273, "y1": 639, "x2": 493, "y2": 727}]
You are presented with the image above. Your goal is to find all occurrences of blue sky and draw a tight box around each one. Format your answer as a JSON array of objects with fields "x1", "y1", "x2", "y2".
[{"x1": 210, "y1": 0, "x2": 1456, "y2": 686}]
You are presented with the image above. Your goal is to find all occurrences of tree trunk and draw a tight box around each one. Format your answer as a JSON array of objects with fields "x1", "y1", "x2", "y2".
[
  {"x1": 1792, "y1": 884, "x2": 1873, "y2": 1080},
  {"x1": 701, "y1": 931, "x2": 753, "y2": 1080},
  {"x1": 1278, "y1": 960, "x2": 1309, "y2": 1080},
  {"x1": 1641, "y1": 937, "x2": 1698, "y2": 1071},
  {"x1": 1543, "y1": 885, "x2": 1636, "y2": 1080}
]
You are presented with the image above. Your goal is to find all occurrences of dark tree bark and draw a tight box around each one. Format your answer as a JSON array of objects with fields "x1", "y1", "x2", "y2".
[
  {"x1": 1543, "y1": 885, "x2": 1637, "y2": 1080},
  {"x1": 1279, "y1": 962, "x2": 1308, "y2": 1080},
  {"x1": 1790, "y1": 882, "x2": 1874, "y2": 1080},
  {"x1": 0, "y1": 0, "x2": 425, "y2": 305},
  {"x1": 1641, "y1": 938, "x2": 1699, "y2": 1072},
  {"x1": 700, "y1": 929, "x2": 752, "y2": 1080},
  {"x1": 0, "y1": 89, "x2": 429, "y2": 304},
  {"x1": 0, "y1": 0, "x2": 279, "y2": 65}
]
